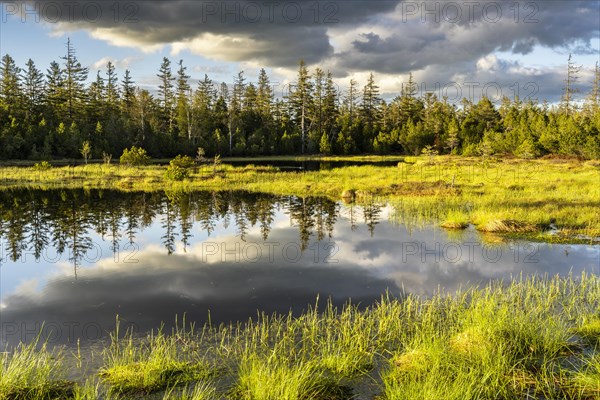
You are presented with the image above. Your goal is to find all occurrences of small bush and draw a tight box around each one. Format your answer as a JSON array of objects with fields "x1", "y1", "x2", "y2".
[
  {"x1": 169, "y1": 155, "x2": 196, "y2": 170},
  {"x1": 195, "y1": 147, "x2": 207, "y2": 164},
  {"x1": 119, "y1": 146, "x2": 150, "y2": 166},
  {"x1": 32, "y1": 161, "x2": 52, "y2": 171},
  {"x1": 461, "y1": 143, "x2": 480, "y2": 157},
  {"x1": 165, "y1": 165, "x2": 189, "y2": 181},
  {"x1": 102, "y1": 152, "x2": 112, "y2": 165},
  {"x1": 165, "y1": 155, "x2": 195, "y2": 181}
]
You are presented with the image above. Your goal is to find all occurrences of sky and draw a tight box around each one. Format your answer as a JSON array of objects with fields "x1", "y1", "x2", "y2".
[{"x1": 0, "y1": 0, "x2": 599, "y2": 103}]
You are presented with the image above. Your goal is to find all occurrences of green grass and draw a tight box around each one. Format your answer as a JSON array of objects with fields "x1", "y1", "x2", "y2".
[
  {"x1": 0, "y1": 337, "x2": 73, "y2": 400},
  {"x1": 99, "y1": 320, "x2": 216, "y2": 396},
  {"x1": 570, "y1": 353, "x2": 600, "y2": 398},
  {"x1": 6, "y1": 274, "x2": 600, "y2": 399},
  {"x1": 574, "y1": 317, "x2": 600, "y2": 344},
  {"x1": 0, "y1": 156, "x2": 597, "y2": 241},
  {"x1": 162, "y1": 382, "x2": 218, "y2": 400}
]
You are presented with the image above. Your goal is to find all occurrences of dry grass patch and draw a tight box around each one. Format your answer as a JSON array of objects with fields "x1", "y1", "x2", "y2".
[{"x1": 477, "y1": 219, "x2": 539, "y2": 233}]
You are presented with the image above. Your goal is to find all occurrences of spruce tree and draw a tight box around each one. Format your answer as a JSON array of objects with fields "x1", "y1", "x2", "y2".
[
  {"x1": 157, "y1": 57, "x2": 175, "y2": 134},
  {"x1": 562, "y1": 54, "x2": 581, "y2": 115},
  {"x1": 21, "y1": 59, "x2": 44, "y2": 120},
  {"x1": 61, "y1": 38, "x2": 88, "y2": 121},
  {"x1": 288, "y1": 60, "x2": 313, "y2": 153}
]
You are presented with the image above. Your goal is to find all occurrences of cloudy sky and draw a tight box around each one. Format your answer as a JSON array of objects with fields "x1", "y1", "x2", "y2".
[{"x1": 0, "y1": 0, "x2": 599, "y2": 102}]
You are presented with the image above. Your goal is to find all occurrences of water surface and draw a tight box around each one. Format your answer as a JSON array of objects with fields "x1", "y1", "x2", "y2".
[{"x1": 0, "y1": 189, "x2": 597, "y2": 347}]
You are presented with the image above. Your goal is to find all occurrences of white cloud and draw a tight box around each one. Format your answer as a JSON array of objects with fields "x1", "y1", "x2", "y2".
[
  {"x1": 88, "y1": 28, "x2": 165, "y2": 53},
  {"x1": 90, "y1": 55, "x2": 141, "y2": 71},
  {"x1": 476, "y1": 54, "x2": 500, "y2": 72}
]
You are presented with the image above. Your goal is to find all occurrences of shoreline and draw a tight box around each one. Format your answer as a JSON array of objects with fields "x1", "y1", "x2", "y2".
[{"x1": 0, "y1": 156, "x2": 597, "y2": 243}]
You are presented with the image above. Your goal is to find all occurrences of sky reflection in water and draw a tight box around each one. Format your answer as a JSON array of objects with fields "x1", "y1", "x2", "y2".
[{"x1": 0, "y1": 189, "x2": 598, "y2": 347}]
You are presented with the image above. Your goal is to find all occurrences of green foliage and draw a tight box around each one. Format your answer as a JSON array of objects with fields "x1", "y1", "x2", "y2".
[
  {"x1": 421, "y1": 145, "x2": 438, "y2": 157},
  {"x1": 119, "y1": 146, "x2": 150, "y2": 166},
  {"x1": 319, "y1": 132, "x2": 332, "y2": 155},
  {"x1": 80, "y1": 140, "x2": 91, "y2": 163},
  {"x1": 461, "y1": 143, "x2": 480, "y2": 156},
  {"x1": 6, "y1": 274, "x2": 600, "y2": 399},
  {"x1": 165, "y1": 165, "x2": 189, "y2": 181},
  {"x1": 514, "y1": 137, "x2": 539, "y2": 159},
  {"x1": 102, "y1": 152, "x2": 112, "y2": 165},
  {"x1": 0, "y1": 336, "x2": 72, "y2": 399},
  {"x1": 165, "y1": 155, "x2": 195, "y2": 181},
  {"x1": 169, "y1": 154, "x2": 195, "y2": 169},
  {"x1": 212, "y1": 154, "x2": 221, "y2": 173},
  {"x1": 32, "y1": 161, "x2": 52, "y2": 171},
  {"x1": 195, "y1": 147, "x2": 207, "y2": 163},
  {"x1": 0, "y1": 49, "x2": 599, "y2": 160},
  {"x1": 100, "y1": 323, "x2": 215, "y2": 395}
]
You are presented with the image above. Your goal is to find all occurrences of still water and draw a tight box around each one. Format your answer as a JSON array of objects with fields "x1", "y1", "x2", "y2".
[
  {"x1": 0, "y1": 189, "x2": 598, "y2": 347},
  {"x1": 224, "y1": 160, "x2": 399, "y2": 170}
]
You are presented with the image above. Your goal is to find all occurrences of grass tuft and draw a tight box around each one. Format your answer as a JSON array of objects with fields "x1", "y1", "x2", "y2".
[
  {"x1": 100, "y1": 322, "x2": 216, "y2": 395},
  {"x1": 477, "y1": 219, "x2": 539, "y2": 233},
  {"x1": 0, "y1": 338, "x2": 73, "y2": 400}
]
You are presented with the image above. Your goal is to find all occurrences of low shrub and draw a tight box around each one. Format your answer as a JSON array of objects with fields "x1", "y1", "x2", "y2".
[{"x1": 119, "y1": 147, "x2": 150, "y2": 166}]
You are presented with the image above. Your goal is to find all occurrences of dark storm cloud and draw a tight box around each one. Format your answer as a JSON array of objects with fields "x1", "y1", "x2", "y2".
[
  {"x1": 12, "y1": 0, "x2": 400, "y2": 66},
  {"x1": 334, "y1": 0, "x2": 599, "y2": 75},
  {"x1": 8, "y1": 0, "x2": 598, "y2": 100}
]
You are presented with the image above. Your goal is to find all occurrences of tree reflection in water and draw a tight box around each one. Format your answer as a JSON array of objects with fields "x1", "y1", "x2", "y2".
[{"x1": 0, "y1": 189, "x2": 383, "y2": 273}]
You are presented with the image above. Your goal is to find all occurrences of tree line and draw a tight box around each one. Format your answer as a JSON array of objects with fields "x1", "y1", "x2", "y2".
[{"x1": 1, "y1": 40, "x2": 599, "y2": 160}]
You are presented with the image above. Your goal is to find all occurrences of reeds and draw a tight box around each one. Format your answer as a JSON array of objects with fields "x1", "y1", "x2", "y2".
[{"x1": 4, "y1": 273, "x2": 600, "y2": 398}]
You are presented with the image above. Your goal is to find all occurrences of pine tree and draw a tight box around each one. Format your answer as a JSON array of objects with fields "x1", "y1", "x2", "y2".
[
  {"x1": 312, "y1": 67, "x2": 326, "y2": 150},
  {"x1": 121, "y1": 69, "x2": 135, "y2": 109},
  {"x1": 157, "y1": 57, "x2": 175, "y2": 134},
  {"x1": 21, "y1": 59, "x2": 44, "y2": 120},
  {"x1": 586, "y1": 61, "x2": 599, "y2": 111},
  {"x1": 175, "y1": 59, "x2": 191, "y2": 139},
  {"x1": 256, "y1": 68, "x2": 273, "y2": 117},
  {"x1": 132, "y1": 88, "x2": 153, "y2": 144},
  {"x1": 446, "y1": 119, "x2": 460, "y2": 153},
  {"x1": 0, "y1": 54, "x2": 22, "y2": 117},
  {"x1": 243, "y1": 83, "x2": 257, "y2": 113},
  {"x1": 288, "y1": 60, "x2": 313, "y2": 153},
  {"x1": 361, "y1": 72, "x2": 381, "y2": 125},
  {"x1": 336, "y1": 78, "x2": 359, "y2": 154},
  {"x1": 344, "y1": 78, "x2": 359, "y2": 125},
  {"x1": 45, "y1": 60, "x2": 64, "y2": 120},
  {"x1": 105, "y1": 61, "x2": 119, "y2": 107},
  {"x1": 323, "y1": 71, "x2": 338, "y2": 145},
  {"x1": 61, "y1": 38, "x2": 88, "y2": 121},
  {"x1": 229, "y1": 71, "x2": 246, "y2": 154},
  {"x1": 231, "y1": 71, "x2": 246, "y2": 114},
  {"x1": 194, "y1": 74, "x2": 217, "y2": 145},
  {"x1": 562, "y1": 54, "x2": 581, "y2": 115},
  {"x1": 391, "y1": 72, "x2": 422, "y2": 127},
  {"x1": 87, "y1": 71, "x2": 106, "y2": 122}
]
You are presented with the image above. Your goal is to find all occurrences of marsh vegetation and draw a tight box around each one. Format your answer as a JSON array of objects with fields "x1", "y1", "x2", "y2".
[
  {"x1": 0, "y1": 156, "x2": 598, "y2": 241},
  {"x1": 3, "y1": 274, "x2": 600, "y2": 399}
]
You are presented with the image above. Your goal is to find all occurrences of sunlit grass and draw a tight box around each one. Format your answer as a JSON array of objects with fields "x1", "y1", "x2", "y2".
[
  {"x1": 0, "y1": 337, "x2": 73, "y2": 400},
  {"x1": 161, "y1": 381, "x2": 218, "y2": 400},
  {"x1": 570, "y1": 353, "x2": 600, "y2": 398},
  {"x1": 99, "y1": 321, "x2": 216, "y2": 396},
  {"x1": 5, "y1": 274, "x2": 600, "y2": 398}
]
